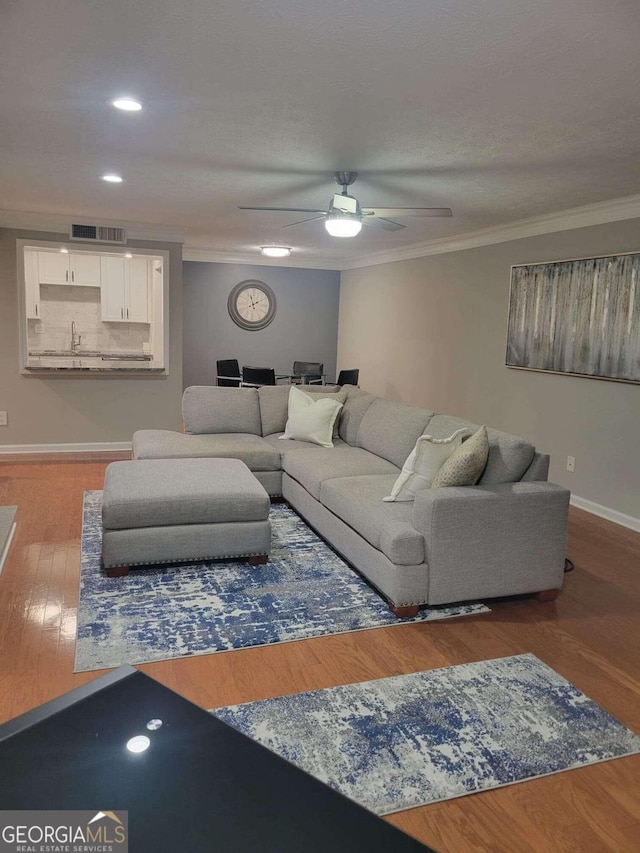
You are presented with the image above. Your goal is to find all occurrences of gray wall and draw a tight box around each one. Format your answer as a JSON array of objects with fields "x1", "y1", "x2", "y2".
[
  {"x1": 183, "y1": 262, "x2": 340, "y2": 388},
  {"x1": 338, "y1": 219, "x2": 640, "y2": 521},
  {"x1": 0, "y1": 228, "x2": 183, "y2": 445}
]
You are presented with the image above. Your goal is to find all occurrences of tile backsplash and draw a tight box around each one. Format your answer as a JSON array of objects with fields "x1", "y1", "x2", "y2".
[{"x1": 27, "y1": 285, "x2": 150, "y2": 353}]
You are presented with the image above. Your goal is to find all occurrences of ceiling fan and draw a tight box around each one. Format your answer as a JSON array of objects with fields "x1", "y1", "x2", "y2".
[{"x1": 238, "y1": 171, "x2": 452, "y2": 237}]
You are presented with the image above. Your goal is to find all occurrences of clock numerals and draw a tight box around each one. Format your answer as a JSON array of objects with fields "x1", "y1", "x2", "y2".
[{"x1": 228, "y1": 280, "x2": 277, "y2": 330}]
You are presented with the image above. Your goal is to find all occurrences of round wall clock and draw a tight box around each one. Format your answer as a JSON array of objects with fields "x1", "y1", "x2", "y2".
[{"x1": 227, "y1": 280, "x2": 277, "y2": 330}]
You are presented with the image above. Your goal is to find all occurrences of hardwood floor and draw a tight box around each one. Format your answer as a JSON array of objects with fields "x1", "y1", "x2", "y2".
[{"x1": 1, "y1": 459, "x2": 639, "y2": 851}]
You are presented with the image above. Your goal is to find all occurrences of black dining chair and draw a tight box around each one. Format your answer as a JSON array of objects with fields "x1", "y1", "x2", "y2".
[
  {"x1": 336, "y1": 369, "x2": 359, "y2": 387},
  {"x1": 216, "y1": 359, "x2": 242, "y2": 387},
  {"x1": 241, "y1": 366, "x2": 276, "y2": 387},
  {"x1": 292, "y1": 360, "x2": 324, "y2": 385}
]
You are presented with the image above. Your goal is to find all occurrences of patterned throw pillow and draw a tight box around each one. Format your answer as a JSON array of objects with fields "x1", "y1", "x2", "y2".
[{"x1": 431, "y1": 426, "x2": 489, "y2": 487}]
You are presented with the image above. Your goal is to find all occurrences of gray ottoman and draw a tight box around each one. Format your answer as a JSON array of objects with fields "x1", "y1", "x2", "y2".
[{"x1": 101, "y1": 458, "x2": 271, "y2": 576}]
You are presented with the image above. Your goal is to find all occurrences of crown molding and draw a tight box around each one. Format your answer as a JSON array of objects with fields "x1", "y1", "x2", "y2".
[
  {"x1": 0, "y1": 209, "x2": 185, "y2": 244},
  {"x1": 339, "y1": 193, "x2": 640, "y2": 270},
  {"x1": 183, "y1": 247, "x2": 341, "y2": 270},
  {"x1": 5, "y1": 192, "x2": 640, "y2": 271}
]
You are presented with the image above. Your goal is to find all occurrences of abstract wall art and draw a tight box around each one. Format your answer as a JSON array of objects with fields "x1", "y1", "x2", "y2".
[{"x1": 506, "y1": 252, "x2": 640, "y2": 383}]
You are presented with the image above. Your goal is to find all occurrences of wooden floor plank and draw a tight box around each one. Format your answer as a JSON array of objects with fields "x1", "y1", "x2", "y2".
[{"x1": 0, "y1": 459, "x2": 638, "y2": 851}]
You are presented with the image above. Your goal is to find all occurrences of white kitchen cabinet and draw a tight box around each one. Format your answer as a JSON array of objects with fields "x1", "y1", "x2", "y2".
[
  {"x1": 126, "y1": 257, "x2": 150, "y2": 322},
  {"x1": 38, "y1": 252, "x2": 70, "y2": 284},
  {"x1": 70, "y1": 253, "x2": 101, "y2": 286},
  {"x1": 100, "y1": 256, "x2": 150, "y2": 323},
  {"x1": 38, "y1": 251, "x2": 101, "y2": 286},
  {"x1": 24, "y1": 250, "x2": 41, "y2": 319}
]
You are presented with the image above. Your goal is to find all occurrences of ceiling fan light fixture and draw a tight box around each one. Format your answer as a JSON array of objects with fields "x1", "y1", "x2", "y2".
[
  {"x1": 260, "y1": 246, "x2": 291, "y2": 258},
  {"x1": 324, "y1": 211, "x2": 362, "y2": 238}
]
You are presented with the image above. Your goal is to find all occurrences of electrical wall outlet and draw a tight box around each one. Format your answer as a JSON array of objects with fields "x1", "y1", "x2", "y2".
[
  {"x1": 34, "y1": 323, "x2": 45, "y2": 334},
  {"x1": 0, "y1": 411, "x2": 7, "y2": 426},
  {"x1": 566, "y1": 455, "x2": 575, "y2": 473}
]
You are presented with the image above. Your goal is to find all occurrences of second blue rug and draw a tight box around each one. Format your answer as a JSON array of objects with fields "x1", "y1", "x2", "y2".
[
  {"x1": 75, "y1": 492, "x2": 488, "y2": 671},
  {"x1": 214, "y1": 653, "x2": 640, "y2": 814}
]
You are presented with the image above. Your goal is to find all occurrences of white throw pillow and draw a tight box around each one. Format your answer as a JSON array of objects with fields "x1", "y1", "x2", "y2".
[
  {"x1": 279, "y1": 386, "x2": 344, "y2": 448},
  {"x1": 383, "y1": 428, "x2": 470, "y2": 502}
]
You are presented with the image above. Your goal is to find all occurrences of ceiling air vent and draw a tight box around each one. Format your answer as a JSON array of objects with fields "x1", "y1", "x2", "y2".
[{"x1": 70, "y1": 224, "x2": 127, "y2": 243}]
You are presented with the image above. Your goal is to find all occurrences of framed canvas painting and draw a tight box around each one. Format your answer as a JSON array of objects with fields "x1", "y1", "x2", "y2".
[{"x1": 506, "y1": 252, "x2": 640, "y2": 384}]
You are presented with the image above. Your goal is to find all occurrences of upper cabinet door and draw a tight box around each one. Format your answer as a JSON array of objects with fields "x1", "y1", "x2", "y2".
[
  {"x1": 125, "y1": 257, "x2": 150, "y2": 322},
  {"x1": 100, "y1": 256, "x2": 127, "y2": 321},
  {"x1": 38, "y1": 252, "x2": 70, "y2": 284},
  {"x1": 70, "y1": 253, "x2": 101, "y2": 286},
  {"x1": 24, "y1": 250, "x2": 41, "y2": 319}
]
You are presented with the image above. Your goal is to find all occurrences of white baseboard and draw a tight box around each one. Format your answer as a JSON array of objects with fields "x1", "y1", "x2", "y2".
[
  {"x1": 0, "y1": 441, "x2": 132, "y2": 455},
  {"x1": 570, "y1": 495, "x2": 640, "y2": 533},
  {"x1": 0, "y1": 522, "x2": 16, "y2": 576}
]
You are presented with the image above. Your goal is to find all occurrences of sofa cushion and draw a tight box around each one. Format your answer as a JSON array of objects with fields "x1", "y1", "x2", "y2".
[
  {"x1": 283, "y1": 446, "x2": 399, "y2": 500},
  {"x1": 356, "y1": 398, "x2": 434, "y2": 468},
  {"x1": 132, "y1": 430, "x2": 280, "y2": 471},
  {"x1": 258, "y1": 384, "x2": 340, "y2": 435},
  {"x1": 431, "y1": 426, "x2": 489, "y2": 487},
  {"x1": 425, "y1": 414, "x2": 535, "y2": 485},
  {"x1": 338, "y1": 390, "x2": 377, "y2": 445},
  {"x1": 182, "y1": 386, "x2": 261, "y2": 435},
  {"x1": 481, "y1": 429, "x2": 535, "y2": 484},
  {"x1": 263, "y1": 433, "x2": 348, "y2": 460},
  {"x1": 320, "y1": 475, "x2": 425, "y2": 565},
  {"x1": 103, "y1": 458, "x2": 270, "y2": 530}
]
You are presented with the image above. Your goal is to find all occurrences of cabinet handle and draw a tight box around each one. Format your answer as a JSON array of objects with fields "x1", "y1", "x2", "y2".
[
  {"x1": 35, "y1": 304, "x2": 38, "y2": 316},
  {"x1": 121, "y1": 308, "x2": 124, "y2": 319},
  {"x1": 65, "y1": 270, "x2": 69, "y2": 282},
  {"x1": 71, "y1": 270, "x2": 75, "y2": 282},
  {"x1": 126, "y1": 307, "x2": 129, "y2": 319}
]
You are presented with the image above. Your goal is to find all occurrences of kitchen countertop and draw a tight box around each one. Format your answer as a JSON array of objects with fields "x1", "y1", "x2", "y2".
[
  {"x1": 29, "y1": 349, "x2": 152, "y2": 360},
  {"x1": 25, "y1": 350, "x2": 162, "y2": 372}
]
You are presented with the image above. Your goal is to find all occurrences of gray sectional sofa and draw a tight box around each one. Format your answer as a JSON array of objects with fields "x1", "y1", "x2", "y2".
[{"x1": 133, "y1": 384, "x2": 570, "y2": 615}]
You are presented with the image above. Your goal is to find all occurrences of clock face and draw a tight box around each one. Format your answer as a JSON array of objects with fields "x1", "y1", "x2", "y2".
[{"x1": 228, "y1": 280, "x2": 277, "y2": 330}]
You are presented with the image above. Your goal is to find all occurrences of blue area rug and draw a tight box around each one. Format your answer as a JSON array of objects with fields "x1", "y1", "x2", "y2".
[
  {"x1": 214, "y1": 653, "x2": 640, "y2": 814},
  {"x1": 75, "y1": 491, "x2": 488, "y2": 672}
]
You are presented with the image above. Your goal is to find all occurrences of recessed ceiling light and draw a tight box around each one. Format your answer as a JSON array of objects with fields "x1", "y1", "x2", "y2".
[
  {"x1": 102, "y1": 174, "x2": 123, "y2": 183},
  {"x1": 112, "y1": 97, "x2": 142, "y2": 112},
  {"x1": 59, "y1": 248, "x2": 69, "y2": 254},
  {"x1": 260, "y1": 246, "x2": 291, "y2": 258},
  {"x1": 124, "y1": 252, "x2": 133, "y2": 258}
]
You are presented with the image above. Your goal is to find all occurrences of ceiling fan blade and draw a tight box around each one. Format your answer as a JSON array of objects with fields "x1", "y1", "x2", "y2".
[
  {"x1": 282, "y1": 215, "x2": 327, "y2": 228},
  {"x1": 238, "y1": 206, "x2": 327, "y2": 214},
  {"x1": 362, "y1": 216, "x2": 405, "y2": 232},
  {"x1": 364, "y1": 207, "x2": 453, "y2": 218}
]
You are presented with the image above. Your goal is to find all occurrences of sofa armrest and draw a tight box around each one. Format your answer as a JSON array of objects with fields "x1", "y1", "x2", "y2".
[{"x1": 412, "y1": 482, "x2": 570, "y2": 605}]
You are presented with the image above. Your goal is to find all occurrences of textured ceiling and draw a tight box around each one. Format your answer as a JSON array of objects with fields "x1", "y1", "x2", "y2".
[{"x1": 1, "y1": 0, "x2": 640, "y2": 266}]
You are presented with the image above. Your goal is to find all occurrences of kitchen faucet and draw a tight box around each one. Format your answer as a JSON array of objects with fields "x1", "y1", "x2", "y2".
[{"x1": 71, "y1": 321, "x2": 82, "y2": 352}]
